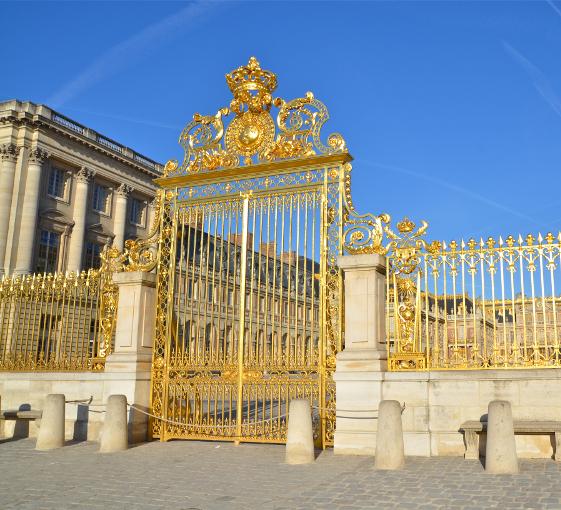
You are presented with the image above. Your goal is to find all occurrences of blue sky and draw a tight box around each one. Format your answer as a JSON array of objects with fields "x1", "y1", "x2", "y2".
[{"x1": 2, "y1": 1, "x2": 561, "y2": 243}]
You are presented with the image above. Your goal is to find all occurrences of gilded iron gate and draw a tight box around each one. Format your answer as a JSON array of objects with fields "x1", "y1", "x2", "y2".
[{"x1": 147, "y1": 58, "x2": 355, "y2": 447}]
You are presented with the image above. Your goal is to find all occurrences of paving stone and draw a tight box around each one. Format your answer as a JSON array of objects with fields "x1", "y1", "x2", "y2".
[{"x1": 0, "y1": 439, "x2": 561, "y2": 509}]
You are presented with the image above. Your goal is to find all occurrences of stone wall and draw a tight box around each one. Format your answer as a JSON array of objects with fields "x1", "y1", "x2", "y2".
[
  {"x1": 384, "y1": 369, "x2": 561, "y2": 459},
  {"x1": 0, "y1": 369, "x2": 150, "y2": 443},
  {"x1": 335, "y1": 366, "x2": 561, "y2": 460}
]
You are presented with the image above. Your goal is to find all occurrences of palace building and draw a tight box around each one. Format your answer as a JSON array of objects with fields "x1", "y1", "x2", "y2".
[{"x1": 0, "y1": 100, "x2": 162, "y2": 276}]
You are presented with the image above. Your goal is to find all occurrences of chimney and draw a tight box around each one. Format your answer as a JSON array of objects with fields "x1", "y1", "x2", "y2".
[
  {"x1": 260, "y1": 241, "x2": 276, "y2": 257},
  {"x1": 229, "y1": 233, "x2": 254, "y2": 248},
  {"x1": 281, "y1": 251, "x2": 298, "y2": 265}
]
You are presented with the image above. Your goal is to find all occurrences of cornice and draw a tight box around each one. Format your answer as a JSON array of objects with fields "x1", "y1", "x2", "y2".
[{"x1": 0, "y1": 109, "x2": 161, "y2": 179}]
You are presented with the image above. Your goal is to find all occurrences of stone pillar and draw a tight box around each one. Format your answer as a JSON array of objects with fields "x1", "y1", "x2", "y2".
[
  {"x1": 0, "y1": 144, "x2": 21, "y2": 276},
  {"x1": 374, "y1": 400, "x2": 405, "y2": 470},
  {"x1": 36, "y1": 394, "x2": 65, "y2": 450},
  {"x1": 66, "y1": 167, "x2": 94, "y2": 273},
  {"x1": 333, "y1": 253, "x2": 387, "y2": 456},
  {"x1": 113, "y1": 184, "x2": 131, "y2": 251},
  {"x1": 14, "y1": 147, "x2": 48, "y2": 275},
  {"x1": 485, "y1": 400, "x2": 518, "y2": 474},
  {"x1": 103, "y1": 271, "x2": 156, "y2": 443},
  {"x1": 285, "y1": 399, "x2": 315, "y2": 464},
  {"x1": 99, "y1": 394, "x2": 128, "y2": 453}
]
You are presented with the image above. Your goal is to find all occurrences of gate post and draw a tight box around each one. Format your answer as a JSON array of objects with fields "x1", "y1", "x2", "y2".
[
  {"x1": 333, "y1": 253, "x2": 387, "y2": 456},
  {"x1": 103, "y1": 271, "x2": 157, "y2": 443}
]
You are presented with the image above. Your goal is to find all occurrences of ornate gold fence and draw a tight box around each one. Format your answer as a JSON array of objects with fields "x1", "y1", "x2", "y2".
[
  {"x1": 0, "y1": 254, "x2": 118, "y2": 371},
  {"x1": 385, "y1": 218, "x2": 561, "y2": 370}
]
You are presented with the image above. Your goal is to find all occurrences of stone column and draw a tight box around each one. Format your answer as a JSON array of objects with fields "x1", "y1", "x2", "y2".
[
  {"x1": 113, "y1": 184, "x2": 131, "y2": 251},
  {"x1": 0, "y1": 144, "x2": 21, "y2": 276},
  {"x1": 14, "y1": 147, "x2": 48, "y2": 275},
  {"x1": 333, "y1": 253, "x2": 387, "y2": 456},
  {"x1": 103, "y1": 271, "x2": 156, "y2": 443},
  {"x1": 66, "y1": 167, "x2": 94, "y2": 273}
]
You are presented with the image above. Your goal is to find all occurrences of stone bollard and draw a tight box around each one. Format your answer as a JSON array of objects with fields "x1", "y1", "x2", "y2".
[
  {"x1": 375, "y1": 400, "x2": 405, "y2": 470},
  {"x1": 36, "y1": 394, "x2": 65, "y2": 450},
  {"x1": 485, "y1": 400, "x2": 518, "y2": 474},
  {"x1": 99, "y1": 395, "x2": 128, "y2": 453},
  {"x1": 285, "y1": 399, "x2": 314, "y2": 465}
]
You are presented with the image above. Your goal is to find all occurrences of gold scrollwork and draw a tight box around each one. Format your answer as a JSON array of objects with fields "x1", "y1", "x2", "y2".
[
  {"x1": 342, "y1": 163, "x2": 390, "y2": 255},
  {"x1": 164, "y1": 57, "x2": 347, "y2": 176},
  {"x1": 104, "y1": 189, "x2": 165, "y2": 274},
  {"x1": 383, "y1": 217, "x2": 441, "y2": 370}
]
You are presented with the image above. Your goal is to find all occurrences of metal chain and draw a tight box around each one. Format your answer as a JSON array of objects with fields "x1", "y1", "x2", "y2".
[
  {"x1": 127, "y1": 404, "x2": 287, "y2": 430},
  {"x1": 68, "y1": 401, "x2": 398, "y2": 427}
]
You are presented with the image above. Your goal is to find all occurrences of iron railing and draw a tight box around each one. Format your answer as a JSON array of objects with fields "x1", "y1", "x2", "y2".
[
  {"x1": 385, "y1": 219, "x2": 561, "y2": 370},
  {"x1": 0, "y1": 264, "x2": 118, "y2": 372}
]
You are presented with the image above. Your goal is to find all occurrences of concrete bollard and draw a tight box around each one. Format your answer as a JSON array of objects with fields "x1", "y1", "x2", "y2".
[
  {"x1": 285, "y1": 399, "x2": 314, "y2": 464},
  {"x1": 375, "y1": 400, "x2": 405, "y2": 470},
  {"x1": 485, "y1": 400, "x2": 518, "y2": 474},
  {"x1": 36, "y1": 394, "x2": 65, "y2": 450},
  {"x1": 99, "y1": 395, "x2": 128, "y2": 453}
]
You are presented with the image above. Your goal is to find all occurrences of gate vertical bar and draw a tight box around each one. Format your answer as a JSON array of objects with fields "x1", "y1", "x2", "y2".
[
  {"x1": 235, "y1": 193, "x2": 250, "y2": 444},
  {"x1": 319, "y1": 181, "x2": 327, "y2": 447}
]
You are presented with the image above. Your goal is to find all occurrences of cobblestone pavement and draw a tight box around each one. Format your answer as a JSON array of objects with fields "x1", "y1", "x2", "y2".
[{"x1": 1, "y1": 439, "x2": 561, "y2": 510}]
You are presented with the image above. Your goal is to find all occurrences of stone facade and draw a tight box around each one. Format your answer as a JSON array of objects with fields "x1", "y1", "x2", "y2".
[{"x1": 0, "y1": 100, "x2": 162, "y2": 276}]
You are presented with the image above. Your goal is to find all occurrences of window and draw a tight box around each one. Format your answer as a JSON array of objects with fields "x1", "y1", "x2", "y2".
[
  {"x1": 92, "y1": 183, "x2": 110, "y2": 213},
  {"x1": 129, "y1": 198, "x2": 146, "y2": 226},
  {"x1": 47, "y1": 168, "x2": 67, "y2": 199},
  {"x1": 36, "y1": 230, "x2": 60, "y2": 273},
  {"x1": 83, "y1": 241, "x2": 104, "y2": 269}
]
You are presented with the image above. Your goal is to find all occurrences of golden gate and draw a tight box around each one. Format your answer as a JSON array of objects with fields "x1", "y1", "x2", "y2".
[{"x1": 146, "y1": 57, "x2": 362, "y2": 447}]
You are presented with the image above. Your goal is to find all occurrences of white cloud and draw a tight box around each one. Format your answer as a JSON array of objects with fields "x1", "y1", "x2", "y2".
[{"x1": 502, "y1": 40, "x2": 561, "y2": 119}]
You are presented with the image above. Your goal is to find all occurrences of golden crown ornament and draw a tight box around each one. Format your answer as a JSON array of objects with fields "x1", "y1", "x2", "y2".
[{"x1": 165, "y1": 57, "x2": 346, "y2": 175}]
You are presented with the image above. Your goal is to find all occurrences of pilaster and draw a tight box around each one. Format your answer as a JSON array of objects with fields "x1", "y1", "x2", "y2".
[
  {"x1": 66, "y1": 167, "x2": 95, "y2": 272},
  {"x1": 14, "y1": 147, "x2": 49, "y2": 275},
  {"x1": 113, "y1": 184, "x2": 132, "y2": 251},
  {"x1": 0, "y1": 144, "x2": 21, "y2": 275}
]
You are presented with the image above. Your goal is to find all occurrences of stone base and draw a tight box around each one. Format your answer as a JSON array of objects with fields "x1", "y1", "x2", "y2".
[
  {"x1": 334, "y1": 431, "x2": 377, "y2": 456},
  {"x1": 333, "y1": 348, "x2": 387, "y2": 456}
]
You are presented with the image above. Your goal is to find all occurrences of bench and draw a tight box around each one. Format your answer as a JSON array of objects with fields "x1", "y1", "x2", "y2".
[
  {"x1": 1, "y1": 410, "x2": 43, "y2": 421},
  {"x1": 460, "y1": 420, "x2": 561, "y2": 461}
]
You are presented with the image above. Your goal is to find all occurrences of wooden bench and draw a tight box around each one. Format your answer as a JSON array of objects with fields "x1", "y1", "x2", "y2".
[{"x1": 460, "y1": 420, "x2": 561, "y2": 461}]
